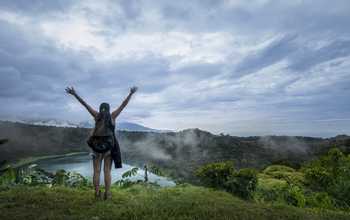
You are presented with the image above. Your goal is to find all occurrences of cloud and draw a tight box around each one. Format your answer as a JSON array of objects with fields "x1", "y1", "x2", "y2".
[
  {"x1": 288, "y1": 39, "x2": 350, "y2": 71},
  {"x1": 0, "y1": 0, "x2": 350, "y2": 137},
  {"x1": 234, "y1": 34, "x2": 297, "y2": 76},
  {"x1": 0, "y1": 0, "x2": 74, "y2": 15},
  {"x1": 259, "y1": 136, "x2": 309, "y2": 153}
]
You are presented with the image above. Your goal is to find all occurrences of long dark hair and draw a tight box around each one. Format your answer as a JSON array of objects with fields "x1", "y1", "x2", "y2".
[{"x1": 96, "y1": 102, "x2": 113, "y2": 129}]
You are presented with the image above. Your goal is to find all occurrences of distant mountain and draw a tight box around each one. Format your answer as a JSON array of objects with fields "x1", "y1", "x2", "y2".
[
  {"x1": 76, "y1": 121, "x2": 94, "y2": 128},
  {"x1": 77, "y1": 120, "x2": 163, "y2": 132},
  {"x1": 12, "y1": 119, "x2": 166, "y2": 132},
  {"x1": 21, "y1": 119, "x2": 77, "y2": 128},
  {"x1": 117, "y1": 122, "x2": 159, "y2": 132}
]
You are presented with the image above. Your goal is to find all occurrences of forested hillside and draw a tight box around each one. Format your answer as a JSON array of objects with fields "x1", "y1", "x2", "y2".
[{"x1": 1, "y1": 121, "x2": 349, "y2": 182}]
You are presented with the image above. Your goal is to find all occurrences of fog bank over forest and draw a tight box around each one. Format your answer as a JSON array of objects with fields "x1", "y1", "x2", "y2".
[{"x1": 1, "y1": 121, "x2": 349, "y2": 181}]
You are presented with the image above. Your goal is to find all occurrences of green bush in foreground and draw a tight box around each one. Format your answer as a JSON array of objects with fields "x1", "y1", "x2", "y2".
[
  {"x1": 195, "y1": 161, "x2": 234, "y2": 189},
  {"x1": 0, "y1": 167, "x2": 16, "y2": 186},
  {"x1": 255, "y1": 176, "x2": 306, "y2": 208},
  {"x1": 306, "y1": 192, "x2": 335, "y2": 210},
  {"x1": 195, "y1": 161, "x2": 258, "y2": 199},
  {"x1": 285, "y1": 185, "x2": 306, "y2": 208},
  {"x1": 255, "y1": 164, "x2": 308, "y2": 207},
  {"x1": 262, "y1": 165, "x2": 305, "y2": 186},
  {"x1": 303, "y1": 148, "x2": 350, "y2": 209},
  {"x1": 0, "y1": 165, "x2": 89, "y2": 188},
  {"x1": 254, "y1": 176, "x2": 288, "y2": 203},
  {"x1": 225, "y1": 168, "x2": 258, "y2": 199},
  {"x1": 253, "y1": 148, "x2": 350, "y2": 211}
]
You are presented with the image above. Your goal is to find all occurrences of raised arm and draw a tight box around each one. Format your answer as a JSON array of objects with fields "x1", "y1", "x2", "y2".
[
  {"x1": 65, "y1": 86, "x2": 98, "y2": 118},
  {"x1": 111, "y1": 86, "x2": 138, "y2": 119}
]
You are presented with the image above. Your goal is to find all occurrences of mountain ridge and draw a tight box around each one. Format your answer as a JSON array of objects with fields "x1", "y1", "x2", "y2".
[
  {"x1": 1, "y1": 120, "x2": 350, "y2": 182},
  {"x1": 4, "y1": 119, "x2": 166, "y2": 132}
]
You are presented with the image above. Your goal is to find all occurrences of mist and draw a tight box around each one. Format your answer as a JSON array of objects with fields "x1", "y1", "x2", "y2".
[{"x1": 258, "y1": 136, "x2": 309, "y2": 153}]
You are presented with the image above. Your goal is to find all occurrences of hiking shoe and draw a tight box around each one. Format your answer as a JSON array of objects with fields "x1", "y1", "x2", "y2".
[
  {"x1": 95, "y1": 190, "x2": 102, "y2": 200},
  {"x1": 104, "y1": 191, "x2": 112, "y2": 200}
]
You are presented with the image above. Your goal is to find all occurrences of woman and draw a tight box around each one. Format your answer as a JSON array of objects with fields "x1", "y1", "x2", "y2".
[{"x1": 65, "y1": 86, "x2": 137, "y2": 200}]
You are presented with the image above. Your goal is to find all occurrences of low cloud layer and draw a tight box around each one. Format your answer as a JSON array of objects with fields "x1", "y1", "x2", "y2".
[{"x1": 0, "y1": 0, "x2": 350, "y2": 137}]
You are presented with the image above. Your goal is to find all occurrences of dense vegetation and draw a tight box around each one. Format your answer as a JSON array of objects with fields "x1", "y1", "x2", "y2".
[
  {"x1": 0, "y1": 158, "x2": 347, "y2": 219},
  {"x1": 1, "y1": 184, "x2": 350, "y2": 220},
  {"x1": 0, "y1": 159, "x2": 349, "y2": 220},
  {"x1": 1, "y1": 120, "x2": 350, "y2": 183},
  {"x1": 1, "y1": 121, "x2": 350, "y2": 219},
  {"x1": 195, "y1": 148, "x2": 350, "y2": 211}
]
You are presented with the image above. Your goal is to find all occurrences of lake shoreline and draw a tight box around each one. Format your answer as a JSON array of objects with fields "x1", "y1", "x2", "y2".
[
  {"x1": 10, "y1": 151, "x2": 89, "y2": 169},
  {"x1": 30, "y1": 153, "x2": 176, "y2": 187}
]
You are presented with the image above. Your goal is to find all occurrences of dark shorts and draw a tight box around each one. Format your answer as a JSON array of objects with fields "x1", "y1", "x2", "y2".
[
  {"x1": 87, "y1": 135, "x2": 114, "y2": 153},
  {"x1": 90, "y1": 150, "x2": 111, "y2": 160}
]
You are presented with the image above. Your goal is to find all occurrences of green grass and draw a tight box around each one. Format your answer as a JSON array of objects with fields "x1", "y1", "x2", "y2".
[{"x1": 0, "y1": 184, "x2": 349, "y2": 220}]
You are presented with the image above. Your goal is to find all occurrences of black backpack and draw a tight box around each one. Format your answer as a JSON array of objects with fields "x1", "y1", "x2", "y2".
[
  {"x1": 87, "y1": 104, "x2": 116, "y2": 153},
  {"x1": 87, "y1": 135, "x2": 114, "y2": 153}
]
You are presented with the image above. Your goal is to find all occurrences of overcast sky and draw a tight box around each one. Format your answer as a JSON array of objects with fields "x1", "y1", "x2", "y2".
[{"x1": 0, "y1": 0, "x2": 350, "y2": 137}]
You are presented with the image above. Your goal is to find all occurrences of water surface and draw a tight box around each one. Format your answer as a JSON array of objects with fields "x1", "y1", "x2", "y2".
[{"x1": 35, "y1": 153, "x2": 175, "y2": 187}]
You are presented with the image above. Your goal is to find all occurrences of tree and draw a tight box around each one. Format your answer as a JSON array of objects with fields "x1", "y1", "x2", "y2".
[
  {"x1": 195, "y1": 161, "x2": 234, "y2": 189},
  {"x1": 303, "y1": 148, "x2": 350, "y2": 208}
]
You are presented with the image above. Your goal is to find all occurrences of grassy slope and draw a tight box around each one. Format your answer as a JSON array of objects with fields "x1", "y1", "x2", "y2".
[{"x1": 0, "y1": 185, "x2": 349, "y2": 220}]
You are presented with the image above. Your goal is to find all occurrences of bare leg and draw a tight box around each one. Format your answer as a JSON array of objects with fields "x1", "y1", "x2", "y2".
[
  {"x1": 103, "y1": 151, "x2": 112, "y2": 199},
  {"x1": 93, "y1": 152, "x2": 103, "y2": 198}
]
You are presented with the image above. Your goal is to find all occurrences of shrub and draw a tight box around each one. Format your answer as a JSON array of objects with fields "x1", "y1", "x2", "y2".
[
  {"x1": 303, "y1": 167, "x2": 333, "y2": 190},
  {"x1": 255, "y1": 177, "x2": 306, "y2": 207},
  {"x1": 224, "y1": 168, "x2": 258, "y2": 199},
  {"x1": 121, "y1": 167, "x2": 139, "y2": 178},
  {"x1": 285, "y1": 185, "x2": 306, "y2": 208},
  {"x1": 52, "y1": 170, "x2": 88, "y2": 187},
  {"x1": 306, "y1": 192, "x2": 335, "y2": 210},
  {"x1": 15, "y1": 165, "x2": 54, "y2": 186},
  {"x1": 0, "y1": 167, "x2": 16, "y2": 186},
  {"x1": 302, "y1": 148, "x2": 350, "y2": 208},
  {"x1": 65, "y1": 172, "x2": 88, "y2": 187},
  {"x1": 263, "y1": 165, "x2": 296, "y2": 174},
  {"x1": 254, "y1": 176, "x2": 289, "y2": 203},
  {"x1": 195, "y1": 162, "x2": 258, "y2": 200},
  {"x1": 195, "y1": 161, "x2": 234, "y2": 189},
  {"x1": 330, "y1": 180, "x2": 350, "y2": 209},
  {"x1": 52, "y1": 169, "x2": 67, "y2": 185},
  {"x1": 263, "y1": 165, "x2": 305, "y2": 186}
]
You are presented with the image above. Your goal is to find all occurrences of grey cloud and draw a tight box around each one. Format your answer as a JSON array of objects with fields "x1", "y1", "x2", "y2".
[
  {"x1": 171, "y1": 63, "x2": 223, "y2": 79},
  {"x1": 84, "y1": 57, "x2": 171, "y2": 93},
  {"x1": 0, "y1": 0, "x2": 350, "y2": 137},
  {"x1": 0, "y1": 16, "x2": 175, "y2": 122},
  {"x1": 0, "y1": 20, "x2": 87, "y2": 119},
  {"x1": 0, "y1": 67, "x2": 23, "y2": 97},
  {"x1": 119, "y1": 0, "x2": 142, "y2": 19},
  {"x1": 289, "y1": 39, "x2": 350, "y2": 71},
  {"x1": 146, "y1": 0, "x2": 350, "y2": 37},
  {"x1": 0, "y1": 0, "x2": 74, "y2": 15},
  {"x1": 233, "y1": 37, "x2": 350, "y2": 78},
  {"x1": 234, "y1": 34, "x2": 297, "y2": 76}
]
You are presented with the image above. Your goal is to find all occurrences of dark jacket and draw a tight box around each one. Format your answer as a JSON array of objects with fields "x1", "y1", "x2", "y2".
[{"x1": 111, "y1": 130, "x2": 122, "y2": 169}]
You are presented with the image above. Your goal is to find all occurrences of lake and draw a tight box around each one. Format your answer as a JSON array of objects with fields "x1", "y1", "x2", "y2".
[{"x1": 34, "y1": 153, "x2": 175, "y2": 187}]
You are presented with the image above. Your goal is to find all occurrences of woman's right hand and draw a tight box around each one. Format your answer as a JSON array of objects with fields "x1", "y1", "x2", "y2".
[
  {"x1": 65, "y1": 86, "x2": 76, "y2": 96},
  {"x1": 130, "y1": 86, "x2": 138, "y2": 94}
]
